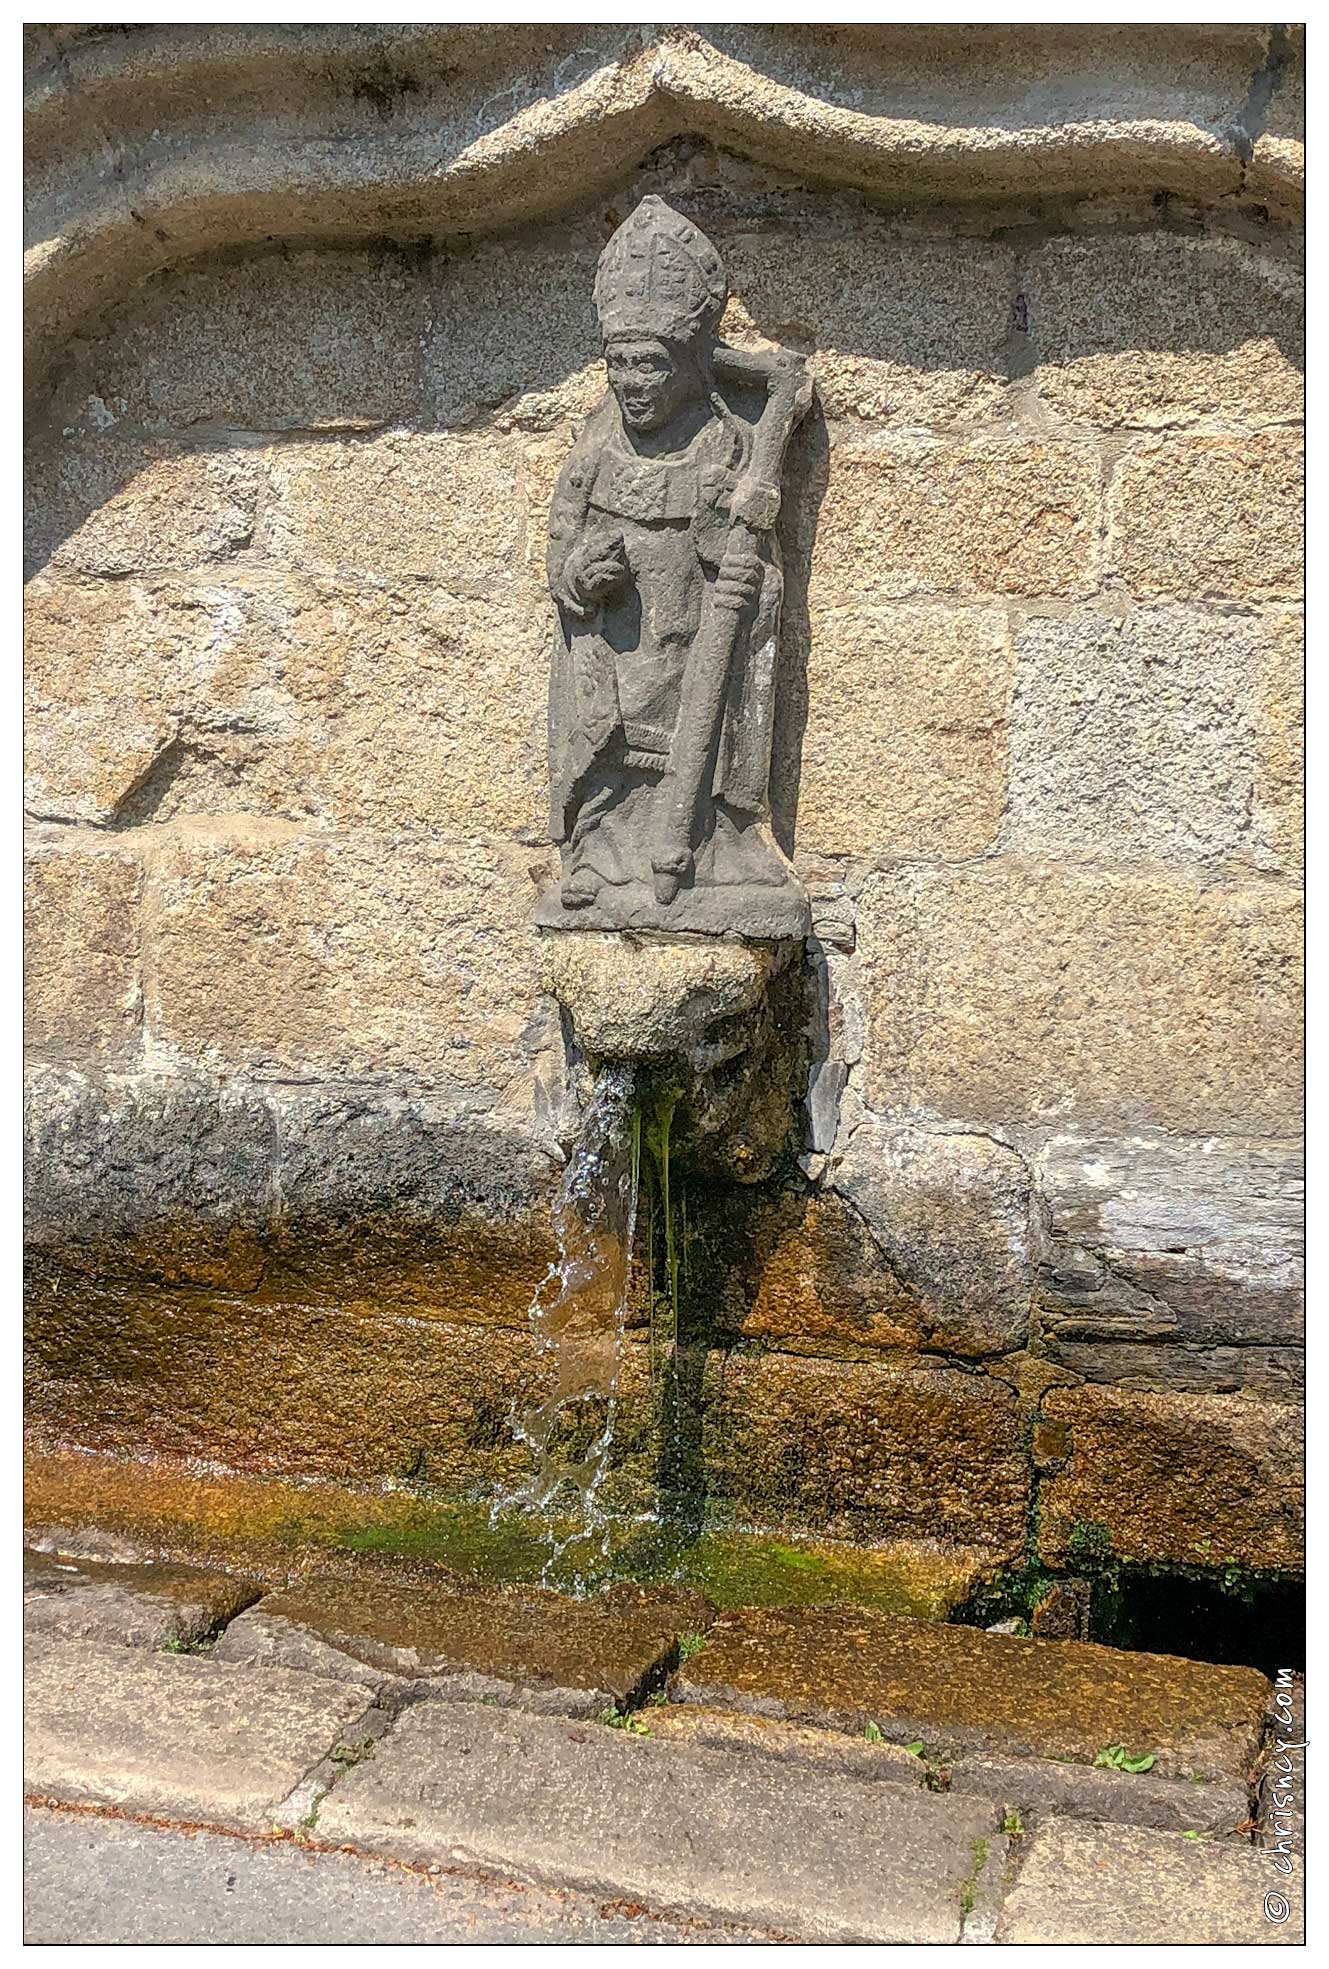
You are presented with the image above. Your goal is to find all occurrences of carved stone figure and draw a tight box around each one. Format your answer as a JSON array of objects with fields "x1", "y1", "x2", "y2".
[{"x1": 537, "y1": 195, "x2": 813, "y2": 940}]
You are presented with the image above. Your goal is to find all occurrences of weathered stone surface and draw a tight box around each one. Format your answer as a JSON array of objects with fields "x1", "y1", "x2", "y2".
[
  {"x1": 1036, "y1": 1134, "x2": 1304, "y2": 1350},
  {"x1": 798, "y1": 604, "x2": 1011, "y2": 858},
  {"x1": 68, "y1": 247, "x2": 428, "y2": 432},
  {"x1": 24, "y1": 571, "x2": 552, "y2": 837},
  {"x1": 995, "y1": 1818, "x2": 1302, "y2": 1944},
  {"x1": 22, "y1": 1067, "x2": 556, "y2": 1294},
  {"x1": 26, "y1": 436, "x2": 258, "y2": 578},
  {"x1": 860, "y1": 861, "x2": 1303, "y2": 1134},
  {"x1": 648, "y1": 1704, "x2": 926, "y2": 1782},
  {"x1": 1249, "y1": 26, "x2": 1305, "y2": 212},
  {"x1": 284, "y1": 585, "x2": 549, "y2": 838},
  {"x1": 538, "y1": 931, "x2": 788, "y2": 1059},
  {"x1": 25, "y1": 577, "x2": 185, "y2": 824},
  {"x1": 24, "y1": 835, "x2": 141, "y2": 1065},
  {"x1": 723, "y1": 233, "x2": 1013, "y2": 426},
  {"x1": 1026, "y1": 230, "x2": 1303, "y2": 429},
  {"x1": 23, "y1": 1550, "x2": 258, "y2": 1649},
  {"x1": 262, "y1": 432, "x2": 524, "y2": 592},
  {"x1": 215, "y1": 1569, "x2": 680, "y2": 1714},
  {"x1": 676, "y1": 1604, "x2": 1269, "y2": 1780},
  {"x1": 702, "y1": 1352, "x2": 1031, "y2": 1550},
  {"x1": 1255, "y1": 608, "x2": 1304, "y2": 872},
  {"x1": 428, "y1": 233, "x2": 602, "y2": 429},
  {"x1": 144, "y1": 825, "x2": 542, "y2": 1090},
  {"x1": 25, "y1": 1278, "x2": 653, "y2": 1505},
  {"x1": 1038, "y1": 1384, "x2": 1304, "y2": 1573},
  {"x1": 317, "y1": 1697, "x2": 1001, "y2": 1943},
  {"x1": 1006, "y1": 605, "x2": 1265, "y2": 863},
  {"x1": 1108, "y1": 431, "x2": 1303, "y2": 600},
  {"x1": 24, "y1": 1636, "x2": 373, "y2": 1827},
  {"x1": 26, "y1": 25, "x2": 1287, "y2": 388},
  {"x1": 831, "y1": 1120, "x2": 1031, "y2": 1356},
  {"x1": 22, "y1": 1444, "x2": 991, "y2": 1628},
  {"x1": 717, "y1": 1190, "x2": 1004, "y2": 1360},
  {"x1": 1050, "y1": 1341, "x2": 1304, "y2": 1403},
  {"x1": 807, "y1": 434, "x2": 1101, "y2": 605},
  {"x1": 23, "y1": 1068, "x2": 277, "y2": 1285},
  {"x1": 947, "y1": 1752, "x2": 1249, "y2": 1835}
]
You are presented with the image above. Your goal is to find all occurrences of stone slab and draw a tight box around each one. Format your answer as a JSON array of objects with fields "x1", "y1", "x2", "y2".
[
  {"x1": 995, "y1": 1817, "x2": 1302, "y2": 1943},
  {"x1": 675, "y1": 1606, "x2": 1268, "y2": 1781},
  {"x1": 1036, "y1": 1133, "x2": 1304, "y2": 1349},
  {"x1": 1037, "y1": 1383, "x2": 1304, "y2": 1574},
  {"x1": 214, "y1": 1571, "x2": 682, "y2": 1716},
  {"x1": 317, "y1": 1697, "x2": 1001, "y2": 1943},
  {"x1": 647, "y1": 1703, "x2": 926, "y2": 1784},
  {"x1": 24, "y1": 1806, "x2": 767, "y2": 1945},
  {"x1": 23, "y1": 1550, "x2": 259, "y2": 1649},
  {"x1": 947, "y1": 1753, "x2": 1250, "y2": 1836},
  {"x1": 24, "y1": 1637, "x2": 375, "y2": 1829}
]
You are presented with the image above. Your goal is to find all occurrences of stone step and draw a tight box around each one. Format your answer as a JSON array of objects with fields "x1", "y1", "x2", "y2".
[
  {"x1": 214, "y1": 1566, "x2": 693, "y2": 1715},
  {"x1": 24, "y1": 1636, "x2": 378, "y2": 1830},
  {"x1": 996, "y1": 1817, "x2": 1302, "y2": 1943},
  {"x1": 946, "y1": 1750, "x2": 1249, "y2": 1836},
  {"x1": 648, "y1": 1703, "x2": 928, "y2": 1781},
  {"x1": 650, "y1": 1703, "x2": 1250, "y2": 1835},
  {"x1": 316, "y1": 1695, "x2": 1007, "y2": 1943},
  {"x1": 675, "y1": 1605, "x2": 1269, "y2": 1782},
  {"x1": 24, "y1": 1549, "x2": 259, "y2": 1650}
]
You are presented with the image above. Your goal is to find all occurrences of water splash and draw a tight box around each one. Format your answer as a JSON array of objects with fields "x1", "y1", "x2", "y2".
[{"x1": 493, "y1": 1061, "x2": 640, "y2": 1592}]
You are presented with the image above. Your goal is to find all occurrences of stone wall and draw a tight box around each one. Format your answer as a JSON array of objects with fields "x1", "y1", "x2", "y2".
[{"x1": 24, "y1": 26, "x2": 1304, "y2": 1577}]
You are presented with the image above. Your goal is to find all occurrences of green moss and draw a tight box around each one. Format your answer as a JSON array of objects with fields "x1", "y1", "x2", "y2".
[{"x1": 1067, "y1": 1519, "x2": 1118, "y2": 1570}]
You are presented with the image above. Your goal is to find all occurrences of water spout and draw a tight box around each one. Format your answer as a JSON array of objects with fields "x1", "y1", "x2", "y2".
[{"x1": 493, "y1": 1061, "x2": 640, "y2": 1592}]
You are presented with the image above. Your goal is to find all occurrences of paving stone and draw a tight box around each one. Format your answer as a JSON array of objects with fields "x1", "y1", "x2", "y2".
[
  {"x1": 647, "y1": 1704, "x2": 927, "y2": 1784},
  {"x1": 24, "y1": 1637, "x2": 375, "y2": 1829},
  {"x1": 23, "y1": 1550, "x2": 259, "y2": 1650},
  {"x1": 675, "y1": 1606, "x2": 1268, "y2": 1781},
  {"x1": 214, "y1": 1569, "x2": 682, "y2": 1716},
  {"x1": 947, "y1": 1752, "x2": 1250, "y2": 1835},
  {"x1": 995, "y1": 1817, "x2": 1302, "y2": 1943},
  {"x1": 317, "y1": 1697, "x2": 1001, "y2": 1943}
]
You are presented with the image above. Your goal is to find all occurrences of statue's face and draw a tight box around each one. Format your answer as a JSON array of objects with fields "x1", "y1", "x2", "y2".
[{"x1": 605, "y1": 338, "x2": 695, "y2": 433}]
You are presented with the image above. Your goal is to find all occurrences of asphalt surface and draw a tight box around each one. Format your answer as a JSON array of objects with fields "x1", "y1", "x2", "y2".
[{"x1": 23, "y1": 1806, "x2": 762, "y2": 1945}]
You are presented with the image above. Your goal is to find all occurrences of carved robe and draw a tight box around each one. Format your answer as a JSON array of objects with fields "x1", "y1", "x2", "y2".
[{"x1": 546, "y1": 392, "x2": 782, "y2": 859}]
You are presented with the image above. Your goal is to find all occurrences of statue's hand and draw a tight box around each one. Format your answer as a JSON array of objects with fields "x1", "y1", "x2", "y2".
[
  {"x1": 728, "y1": 474, "x2": 781, "y2": 532},
  {"x1": 553, "y1": 538, "x2": 627, "y2": 616}
]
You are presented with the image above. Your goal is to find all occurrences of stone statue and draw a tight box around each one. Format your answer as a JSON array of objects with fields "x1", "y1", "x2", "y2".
[{"x1": 537, "y1": 195, "x2": 813, "y2": 941}]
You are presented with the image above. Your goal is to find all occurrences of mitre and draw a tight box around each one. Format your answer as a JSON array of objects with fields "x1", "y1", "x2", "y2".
[{"x1": 593, "y1": 195, "x2": 728, "y2": 347}]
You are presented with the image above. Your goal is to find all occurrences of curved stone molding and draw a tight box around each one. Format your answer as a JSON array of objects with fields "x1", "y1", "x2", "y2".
[{"x1": 25, "y1": 23, "x2": 1302, "y2": 377}]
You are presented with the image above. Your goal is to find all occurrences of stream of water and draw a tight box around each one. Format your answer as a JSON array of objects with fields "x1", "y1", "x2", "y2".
[{"x1": 492, "y1": 1062, "x2": 640, "y2": 1592}]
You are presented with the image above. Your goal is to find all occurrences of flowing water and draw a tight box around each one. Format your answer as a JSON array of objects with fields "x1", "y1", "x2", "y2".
[{"x1": 492, "y1": 1062, "x2": 641, "y2": 1592}]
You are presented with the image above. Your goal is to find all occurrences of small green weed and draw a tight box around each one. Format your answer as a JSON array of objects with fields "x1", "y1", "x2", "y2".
[
  {"x1": 864, "y1": 1719, "x2": 884, "y2": 1744},
  {"x1": 960, "y1": 1836, "x2": 990, "y2": 1917},
  {"x1": 678, "y1": 1632, "x2": 707, "y2": 1663},
  {"x1": 1093, "y1": 1743, "x2": 1157, "y2": 1774},
  {"x1": 1002, "y1": 1811, "x2": 1025, "y2": 1839},
  {"x1": 329, "y1": 1739, "x2": 376, "y2": 1770},
  {"x1": 906, "y1": 1740, "x2": 926, "y2": 1758},
  {"x1": 599, "y1": 1706, "x2": 653, "y2": 1736}
]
